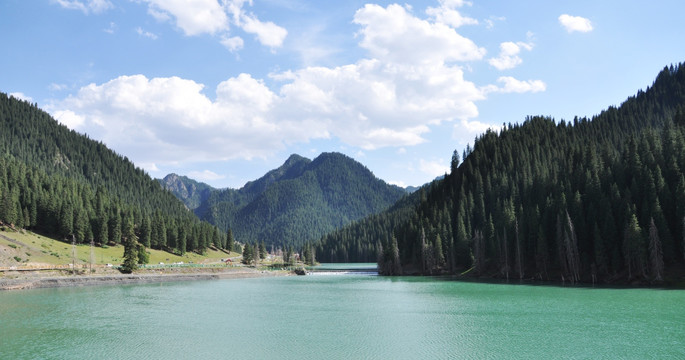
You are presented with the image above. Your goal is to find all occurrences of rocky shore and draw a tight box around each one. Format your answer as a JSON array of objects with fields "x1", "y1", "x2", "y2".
[{"x1": 0, "y1": 268, "x2": 287, "y2": 291}]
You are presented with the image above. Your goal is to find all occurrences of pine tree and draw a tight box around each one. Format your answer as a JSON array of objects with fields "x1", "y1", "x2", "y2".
[
  {"x1": 648, "y1": 218, "x2": 664, "y2": 282},
  {"x1": 108, "y1": 209, "x2": 121, "y2": 245},
  {"x1": 121, "y1": 216, "x2": 138, "y2": 274},
  {"x1": 226, "y1": 228, "x2": 234, "y2": 252},
  {"x1": 624, "y1": 214, "x2": 643, "y2": 280},
  {"x1": 242, "y1": 243, "x2": 253, "y2": 265},
  {"x1": 177, "y1": 225, "x2": 187, "y2": 255},
  {"x1": 258, "y1": 241, "x2": 266, "y2": 260},
  {"x1": 140, "y1": 215, "x2": 151, "y2": 248}
]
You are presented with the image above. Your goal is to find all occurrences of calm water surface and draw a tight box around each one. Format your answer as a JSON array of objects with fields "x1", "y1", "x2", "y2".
[{"x1": 1, "y1": 267, "x2": 683, "y2": 359}]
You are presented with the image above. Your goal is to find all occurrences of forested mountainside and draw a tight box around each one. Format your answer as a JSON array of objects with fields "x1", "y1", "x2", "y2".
[
  {"x1": 0, "y1": 94, "x2": 228, "y2": 254},
  {"x1": 162, "y1": 153, "x2": 407, "y2": 249},
  {"x1": 319, "y1": 63, "x2": 685, "y2": 284},
  {"x1": 158, "y1": 173, "x2": 215, "y2": 211}
]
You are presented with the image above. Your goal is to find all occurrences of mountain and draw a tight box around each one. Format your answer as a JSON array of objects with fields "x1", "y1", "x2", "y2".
[
  {"x1": 404, "y1": 186, "x2": 420, "y2": 193},
  {"x1": 318, "y1": 63, "x2": 685, "y2": 284},
  {"x1": 162, "y1": 152, "x2": 407, "y2": 249},
  {"x1": 0, "y1": 93, "x2": 226, "y2": 254},
  {"x1": 158, "y1": 174, "x2": 215, "y2": 210}
]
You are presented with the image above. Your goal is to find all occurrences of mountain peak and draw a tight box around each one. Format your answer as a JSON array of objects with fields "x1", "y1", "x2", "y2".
[
  {"x1": 284, "y1": 153, "x2": 309, "y2": 166},
  {"x1": 158, "y1": 173, "x2": 214, "y2": 210}
]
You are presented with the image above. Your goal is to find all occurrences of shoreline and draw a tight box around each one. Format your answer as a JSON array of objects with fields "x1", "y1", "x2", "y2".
[{"x1": 0, "y1": 268, "x2": 289, "y2": 291}]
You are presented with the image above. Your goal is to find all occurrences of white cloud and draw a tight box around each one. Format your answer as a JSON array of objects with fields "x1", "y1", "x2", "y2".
[
  {"x1": 461, "y1": 119, "x2": 493, "y2": 134},
  {"x1": 136, "y1": 27, "x2": 158, "y2": 40},
  {"x1": 426, "y1": 0, "x2": 478, "y2": 28},
  {"x1": 488, "y1": 41, "x2": 533, "y2": 70},
  {"x1": 559, "y1": 14, "x2": 593, "y2": 33},
  {"x1": 225, "y1": 0, "x2": 288, "y2": 49},
  {"x1": 419, "y1": 159, "x2": 449, "y2": 178},
  {"x1": 496, "y1": 76, "x2": 546, "y2": 93},
  {"x1": 354, "y1": 4, "x2": 485, "y2": 66},
  {"x1": 238, "y1": 13, "x2": 287, "y2": 48},
  {"x1": 188, "y1": 170, "x2": 225, "y2": 181},
  {"x1": 138, "y1": 0, "x2": 286, "y2": 50},
  {"x1": 48, "y1": 74, "x2": 303, "y2": 165},
  {"x1": 53, "y1": 0, "x2": 112, "y2": 14},
  {"x1": 221, "y1": 35, "x2": 244, "y2": 52},
  {"x1": 52, "y1": 109, "x2": 85, "y2": 128},
  {"x1": 50, "y1": 3, "x2": 546, "y2": 169},
  {"x1": 9, "y1": 92, "x2": 33, "y2": 103},
  {"x1": 142, "y1": 0, "x2": 228, "y2": 36}
]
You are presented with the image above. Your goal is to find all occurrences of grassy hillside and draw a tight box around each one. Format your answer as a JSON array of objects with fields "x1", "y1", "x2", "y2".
[{"x1": 0, "y1": 229, "x2": 238, "y2": 269}]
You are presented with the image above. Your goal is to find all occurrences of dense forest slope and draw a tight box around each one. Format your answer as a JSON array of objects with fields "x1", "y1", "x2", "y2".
[
  {"x1": 162, "y1": 153, "x2": 407, "y2": 249},
  {"x1": 0, "y1": 94, "x2": 227, "y2": 254},
  {"x1": 319, "y1": 63, "x2": 685, "y2": 284}
]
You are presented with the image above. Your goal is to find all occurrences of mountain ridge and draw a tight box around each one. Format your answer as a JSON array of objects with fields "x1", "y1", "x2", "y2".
[{"x1": 160, "y1": 152, "x2": 407, "y2": 248}]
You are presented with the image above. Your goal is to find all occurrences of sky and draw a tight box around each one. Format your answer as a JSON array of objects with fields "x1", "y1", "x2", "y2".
[{"x1": 2, "y1": 1, "x2": 685, "y2": 189}]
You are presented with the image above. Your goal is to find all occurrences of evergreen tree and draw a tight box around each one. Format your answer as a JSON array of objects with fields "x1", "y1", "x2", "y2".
[
  {"x1": 242, "y1": 243, "x2": 253, "y2": 265},
  {"x1": 648, "y1": 218, "x2": 664, "y2": 282},
  {"x1": 177, "y1": 225, "x2": 187, "y2": 255},
  {"x1": 121, "y1": 216, "x2": 139, "y2": 274},
  {"x1": 258, "y1": 241, "x2": 266, "y2": 260},
  {"x1": 140, "y1": 215, "x2": 152, "y2": 248},
  {"x1": 226, "y1": 228, "x2": 234, "y2": 252},
  {"x1": 108, "y1": 209, "x2": 122, "y2": 245}
]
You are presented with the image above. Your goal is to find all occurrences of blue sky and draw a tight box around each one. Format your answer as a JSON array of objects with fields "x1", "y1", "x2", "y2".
[{"x1": 3, "y1": 0, "x2": 685, "y2": 189}]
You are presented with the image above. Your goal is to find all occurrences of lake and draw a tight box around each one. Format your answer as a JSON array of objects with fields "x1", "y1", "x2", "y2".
[{"x1": 1, "y1": 265, "x2": 683, "y2": 359}]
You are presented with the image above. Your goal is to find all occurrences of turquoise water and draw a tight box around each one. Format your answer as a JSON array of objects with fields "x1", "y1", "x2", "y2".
[{"x1": 1, "y1": 270, "x2": 683, "y2": 359}]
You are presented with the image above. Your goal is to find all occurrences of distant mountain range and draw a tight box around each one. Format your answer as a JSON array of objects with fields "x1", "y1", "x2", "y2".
[{"x1": 159, "y1": 152, "x2": 408, "y2": 248}]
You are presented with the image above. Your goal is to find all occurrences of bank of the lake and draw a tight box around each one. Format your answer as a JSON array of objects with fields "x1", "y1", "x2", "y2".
[
  {"x1": 0, "y1": 267, "x2": 287, "y2": 291},
  {"x1": 1, "y1": 266, "x2": 683, "y2": 359}
]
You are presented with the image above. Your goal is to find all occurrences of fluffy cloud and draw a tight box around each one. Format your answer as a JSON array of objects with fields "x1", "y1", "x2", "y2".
[
  {"x1": 221, "y1": 35, "x2": 244, "y2": 52},
  {"x1": 558, "y1": 14, "x2": 593, "y2": 33},
  {"x1": 140, "y1": 0, "x2": 286, "y2": 49},
  {"x1": 239, "y1": 13, "x2": 288, "y2": 48},
  {"x1": 142, "y1": 0, "x2": 229, "y2": 36},
  {"x1": 53, "y1": 0, "x2": 112, "y2": 14},
  {"x1": 52, "y1": 109, "x2": 85, "y2": 129},
  {"x1": 49, "y1": 74, "x2": 290, "y2": 164},
  {"x1": 488, "y1": 41, "x2": 533, "y2": 70},
  {"x1": 425, "y1": 0, "x2": 478, "y2": 28},
  {"x1": 354, "y1": 4, "x2": 485, "y2": 65},
  {"x1": 50, "y1": 2, "x2": 545, "y2": 169},
  {"x1": 496, "y1": 76, "x2": 546, "y2": 93}
]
